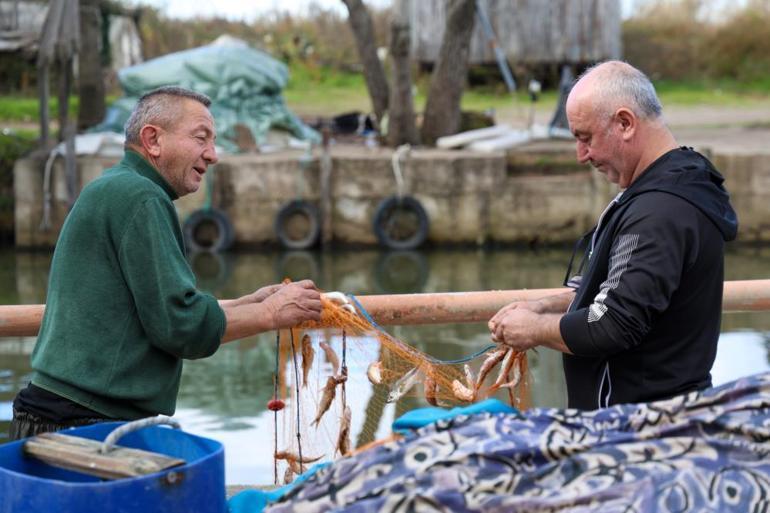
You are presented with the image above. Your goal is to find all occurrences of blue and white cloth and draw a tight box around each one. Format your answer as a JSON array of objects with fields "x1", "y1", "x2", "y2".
[{"x1": 234, "y1": 372, "x2": 770, "y2": 512}]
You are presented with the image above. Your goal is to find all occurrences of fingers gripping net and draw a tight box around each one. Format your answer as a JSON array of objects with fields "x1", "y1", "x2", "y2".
[{"x1": 268, "y1": 295, "x2": 531, "y2": 485}]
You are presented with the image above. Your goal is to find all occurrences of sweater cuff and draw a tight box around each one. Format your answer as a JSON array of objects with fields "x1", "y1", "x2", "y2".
[{"x1": 559, "y1": 308, "x2": 601, "y2": 357}]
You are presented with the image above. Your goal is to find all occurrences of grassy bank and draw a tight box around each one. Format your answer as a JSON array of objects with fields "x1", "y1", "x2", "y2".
[{"x1": 2, "y1": 71, "x2": 770, "y2": 129}]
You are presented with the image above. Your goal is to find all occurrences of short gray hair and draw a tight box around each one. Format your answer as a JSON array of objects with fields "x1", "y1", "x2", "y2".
[
  {"x1": 578, "y1": 61, "x2": 662, "y2": 120},
  {"x1": 124, "y1": 86, "x2": 212, "y2": 146}
]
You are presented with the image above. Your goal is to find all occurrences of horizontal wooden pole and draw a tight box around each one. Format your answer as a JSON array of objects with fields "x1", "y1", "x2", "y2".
[
  {"x1": 356, "y1": 279, "x2": 770, "y2": 326},
  {"x1": 1, "y1": 280, "x2": 769, "y2": 337}
]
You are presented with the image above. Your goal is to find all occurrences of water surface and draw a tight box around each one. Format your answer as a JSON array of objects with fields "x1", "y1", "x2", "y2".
[{"x1": 1, "y1": 246, "x2": 768, "y2": 485}]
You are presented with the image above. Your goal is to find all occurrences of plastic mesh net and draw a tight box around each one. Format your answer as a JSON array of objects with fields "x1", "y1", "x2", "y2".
[{"x1": 268, "y1": 295, "x2": 530, "y2": 485}]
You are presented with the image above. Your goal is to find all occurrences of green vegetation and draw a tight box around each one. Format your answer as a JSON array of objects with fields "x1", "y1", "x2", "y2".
[
  {"x1": 0, "y1": 95, "x2": 78, "y2": 123},
  {"x1": 2, "y1": 0, "x2": 770, "y2": 126}
]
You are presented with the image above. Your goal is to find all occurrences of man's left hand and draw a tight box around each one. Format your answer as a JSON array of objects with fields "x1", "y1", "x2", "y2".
[
  {"x1": 250, "y1": 284, "x2": 284, "y2": 303},
  {"x1": 491, "y1": 308, "x2": 543, "y2": 352}
]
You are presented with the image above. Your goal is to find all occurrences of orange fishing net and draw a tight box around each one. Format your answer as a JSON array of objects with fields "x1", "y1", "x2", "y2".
[{"x1": 268, "y1": 294, "x2": 530, "y2": 485}]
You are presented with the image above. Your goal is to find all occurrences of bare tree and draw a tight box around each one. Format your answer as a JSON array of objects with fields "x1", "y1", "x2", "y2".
[
  {"x1": 387, "y1": 10, "x2": 419, "y2": 146},
  {"x1": 420, "y1": 0, "x2": 476, "y2": 145},
  {"x1": 341, "y1": 0, "x2": 389, "y2": 124},
  {"x1": 77, "y1": 0, "x2": 105, "y2": 130}
]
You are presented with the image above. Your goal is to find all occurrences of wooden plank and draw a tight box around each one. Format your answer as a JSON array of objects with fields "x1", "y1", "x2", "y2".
[
  {"x1": 23, "y1": 432, "x2": 185, "y2": 480},
  {"x1": 436, "y1": 124, "x2": 512, "y2": 149},
  {"x1": 3, "y1": 280, "x2": 770, "y2": 336},
  {"x1": 410, "y1": 0, "x2": 621, "y2": 64}
]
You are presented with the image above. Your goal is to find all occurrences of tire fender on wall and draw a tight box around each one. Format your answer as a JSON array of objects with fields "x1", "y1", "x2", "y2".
[
  {"x1": 183, "y1": 208, "x2": 235, "y2": 253},
  {"x1": 372, "y1": 195, "x2": 429, "y2": 250},
  {"x1": 274, "y1": 200, "x2": 321, "y2": 250}
]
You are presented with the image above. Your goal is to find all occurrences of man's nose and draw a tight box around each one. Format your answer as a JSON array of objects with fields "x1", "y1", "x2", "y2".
[
  {"x1": 204, "y1": 143, "x2": 218, "y2": 165},
  {"x1": 575, "y1": 141, "x2": 590, "y2": 164}
]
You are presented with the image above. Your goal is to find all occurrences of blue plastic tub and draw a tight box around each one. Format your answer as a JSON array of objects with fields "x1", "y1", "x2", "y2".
[{"x1": 0, "y1": 422, "x2": 225, "y2": 513}]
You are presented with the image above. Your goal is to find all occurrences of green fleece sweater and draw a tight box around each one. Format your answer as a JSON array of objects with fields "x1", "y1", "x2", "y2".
[{"x1": 31, "y1": 150, "x2": 226, "y2": 419}]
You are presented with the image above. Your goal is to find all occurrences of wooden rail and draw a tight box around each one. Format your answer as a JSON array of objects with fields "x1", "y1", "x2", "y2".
[{"x1": 2, "y1": 280, "x2": 769, "y2": 338}]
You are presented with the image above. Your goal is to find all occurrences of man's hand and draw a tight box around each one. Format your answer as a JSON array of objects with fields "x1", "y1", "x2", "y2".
[
  {"x1": 488, "y1": 300, "x2": 543, "y2": 335},
  {"x1": 490, "y1": 307, "x2": 543, "y2": 351},
  {"x1": 249, "y1": 283, "x2": 284, "y2": 303},
  {"x1": 261, "y1": 280, "x2": 322, "y2": 328}
]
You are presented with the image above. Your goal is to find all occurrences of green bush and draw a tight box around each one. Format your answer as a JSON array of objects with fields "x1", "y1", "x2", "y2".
[{"x1": 623, "y1": 0, "x2": 770, "y2": 85}]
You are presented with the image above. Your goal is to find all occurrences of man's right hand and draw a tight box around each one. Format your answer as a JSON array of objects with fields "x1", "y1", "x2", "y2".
[
  {"x1": 261, "y1": 279, "x2": 322, "y2": 328},
  {"x1": 488, "y1": 300, "x2": 543, "y2": 335}
]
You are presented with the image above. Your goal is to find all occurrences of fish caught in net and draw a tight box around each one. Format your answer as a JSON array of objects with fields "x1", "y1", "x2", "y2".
[{"x1": 266, "y1": 292, "x2": 531, "y2": 485}]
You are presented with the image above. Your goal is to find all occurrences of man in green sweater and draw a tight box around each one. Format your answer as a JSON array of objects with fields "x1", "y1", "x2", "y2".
[{"x1": 9, "y1": 86, "x2": 322, "y2": 439}]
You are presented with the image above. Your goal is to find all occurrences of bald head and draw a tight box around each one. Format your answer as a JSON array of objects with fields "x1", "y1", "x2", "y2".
[{"x1": 567, "y1": 61, "x2": 662, "y2": 123}]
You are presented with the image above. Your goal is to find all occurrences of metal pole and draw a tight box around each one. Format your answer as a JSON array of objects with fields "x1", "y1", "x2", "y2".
[
  {"x1": 475, "y1": 0, "x2": 516, "y2": 92},
  {"x1": 2, "y1": 280, "x2": 770, "y2": 338}
]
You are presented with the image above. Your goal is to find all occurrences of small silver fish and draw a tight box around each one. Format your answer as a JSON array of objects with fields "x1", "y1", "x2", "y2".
[
  {"x1": 386, "y1": 366, "x2": 421, "y2": 403},
  {"x1": 493, "y1": 349, "x2": 516, "y2": 389},
  {"x1": 424, "y1": 373, "x2": 438, "y2": 406},
  {"x1": 452, "y1": 379, "x2": 475, "y2": 402},
  {"x1": 475, "y1": 348, "x2": 508, "y2": 392},
  {"x1": 464, "y1": 364, "x2": 476, "y2": 389},
  {"x1": 274, "y1": 450, "x2": 324, "y2": 465},
  {"x1": 312, "y1": 376, "x2": 338, "y2": 426},
  {"x1": 367, "y1": 361, "x2": 383, "y2": 385},
  {"x1": 336, "y1": 406, "x2": 352, "y2": 456},
  {"x1": 319, "y1": 341, "x2": 340, "y2": 375},
  {"x1": 500, "y1": 354, "x2": 523, "y2": 389},
  {"x1": 283, "y1": 466, "x2": 295, "y2": 485},
  {"x1": 301, "y1": 334, "x2": 314, "y2": 388}
]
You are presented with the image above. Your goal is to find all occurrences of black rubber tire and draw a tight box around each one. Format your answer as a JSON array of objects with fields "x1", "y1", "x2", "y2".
[
  {"x1": 275, "y1": 200, "x2": 321, "y2": 250},
  {"x1": 373, "y1": 250, "x2": 429, "y2": 294},
  {"x1": 183, "y1": 208, "x2": 234, "y2": 253},
  {"x1": 372, "y1": 196, "x2": 429, "y2": 250},
  {"x1": 188, "y1": 250, "x2": 232, "y2": 292},
  {"x1": 274, "y1": 250, "x2": 321, "y2": 284}
]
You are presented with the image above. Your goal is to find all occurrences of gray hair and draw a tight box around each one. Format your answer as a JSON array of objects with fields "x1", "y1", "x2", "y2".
[
  {"x1": 577, "y1": 61, "x2": 662, "y2": 121},
  {"x1": 124, "y1": 86, "x2": 212, "y2": 147}
]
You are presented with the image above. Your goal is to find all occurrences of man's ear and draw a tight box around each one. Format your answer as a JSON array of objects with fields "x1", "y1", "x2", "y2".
[
  {"x1": 139, "y1": 125, "x2": 163, "y2": 157},
  {"x1": 614, "y1": 108, "x2": 636, "y2": 141}
]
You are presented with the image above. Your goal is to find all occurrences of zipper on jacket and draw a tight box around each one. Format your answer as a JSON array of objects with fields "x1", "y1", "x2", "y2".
[
  {"x1": 589, "y1": 192, "x2": 624, "y2": 258},
  {"x1": 597, "y1": 362, "x2": 612, "y2": 408}
]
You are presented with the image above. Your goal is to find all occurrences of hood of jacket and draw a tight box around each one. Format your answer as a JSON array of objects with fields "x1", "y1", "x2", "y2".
[{"x1": 619, "y1": 147, "x2": 738, "y2": 241}]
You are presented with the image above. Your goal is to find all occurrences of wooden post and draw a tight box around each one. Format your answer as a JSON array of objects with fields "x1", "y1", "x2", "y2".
[
  {"x1": 38, "y1": 65, "x2": 50, "y2": 148},
  {"x1": 60, "y1": 57, "x2": 78, "y2": 209},
  {"x1": 387, "y1": 0, "x2": 419, "y2": 147}
]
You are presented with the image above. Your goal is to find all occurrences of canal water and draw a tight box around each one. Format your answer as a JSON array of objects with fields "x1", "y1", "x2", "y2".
[{"x1": 1, "y1": 246, "x2": 769, "y2": 485}]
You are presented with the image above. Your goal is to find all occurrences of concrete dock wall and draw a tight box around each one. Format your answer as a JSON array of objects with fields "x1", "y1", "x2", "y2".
[{"x1": 12, "y1": 145, "x2": 769, "y2": 248}]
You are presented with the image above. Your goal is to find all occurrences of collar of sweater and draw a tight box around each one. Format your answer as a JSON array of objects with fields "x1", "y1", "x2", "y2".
[{"x1": 123, "y1": 150, "x2": 180, "y2": 201}]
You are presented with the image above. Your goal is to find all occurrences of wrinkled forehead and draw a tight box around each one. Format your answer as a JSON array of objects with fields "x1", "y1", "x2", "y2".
[{"x1": 171, "y1": 98, "x2": 215, "y2": 131}]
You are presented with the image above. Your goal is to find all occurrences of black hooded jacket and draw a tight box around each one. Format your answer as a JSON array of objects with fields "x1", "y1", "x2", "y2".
[{"x1": 559, "y1": 147, "x2": 738, "y2": 410}]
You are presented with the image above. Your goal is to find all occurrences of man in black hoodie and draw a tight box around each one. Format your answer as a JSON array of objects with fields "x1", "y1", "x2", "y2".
[{"x1": 488, "y1": 61, "x2": 738, "y2": 410}]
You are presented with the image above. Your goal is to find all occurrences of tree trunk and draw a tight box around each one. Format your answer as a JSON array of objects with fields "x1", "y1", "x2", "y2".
[
  {"x1": 77, "y1": 0, "x2": 105, "y2": 130},
  {"x1": 387, "y1": 16, "x2": 419, "y2": 147},
  {"x1": 341, "y1": 0, "x2": 389, "y2": 124},
  {"x1": 420, "y1": 0, "x2": 476, "y2": 146}
]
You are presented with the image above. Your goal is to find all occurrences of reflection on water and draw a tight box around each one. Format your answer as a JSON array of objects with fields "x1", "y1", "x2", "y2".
[{"x1": 1, "y1": 246, "x2": 770, "y2": 485}]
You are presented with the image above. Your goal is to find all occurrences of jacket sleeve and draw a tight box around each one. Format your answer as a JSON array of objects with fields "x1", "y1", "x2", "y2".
[
  {"x1": 117, "y1": 197, "x2": 225, "y2": 359},
  {"x1": 559, "y1": 194, "x2": 699, "y2": 357}
]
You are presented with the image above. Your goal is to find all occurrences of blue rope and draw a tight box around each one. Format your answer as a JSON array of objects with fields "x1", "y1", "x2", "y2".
[{"x1": 347, "y1": 293, "x2": 497, "y2": 365}]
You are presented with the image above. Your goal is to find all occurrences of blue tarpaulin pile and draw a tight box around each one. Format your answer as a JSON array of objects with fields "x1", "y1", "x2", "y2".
[
  {"x1": 231, "y1": 372, "x2": 770, "y2": 512},
  {"x1": 97, "y1": 37, "x2": 319, "y2": 152}
]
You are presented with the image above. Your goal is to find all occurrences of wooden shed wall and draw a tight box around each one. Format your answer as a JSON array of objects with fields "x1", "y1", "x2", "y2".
[{"x1": 408, "y1": 0, "x2": 621, "y2": 65}]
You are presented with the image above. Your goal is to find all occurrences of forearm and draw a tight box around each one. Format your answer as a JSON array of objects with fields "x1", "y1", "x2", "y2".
[
  {"x1": 533, "y1": 291, "x2": 575, "y2": 314},
  {"x1": 218, "y1": 295, "x2": 254, "y2": 308},
  {"x1": 219, "y1": 302, "x2": 275, "y2": 343},
  {"x1": 535, "y1": 313, "x2": 573, "y2": 354}
]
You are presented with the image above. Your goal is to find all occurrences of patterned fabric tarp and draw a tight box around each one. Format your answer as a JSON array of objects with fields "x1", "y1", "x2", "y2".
[{"x1": 265, "y1": 372, "x2": 770, "y2": 513}]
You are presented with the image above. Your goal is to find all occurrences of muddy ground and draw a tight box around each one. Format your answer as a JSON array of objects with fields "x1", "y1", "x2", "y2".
[{"x1": 501, "y1": 100, "x2": 770, "y2": 155}]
